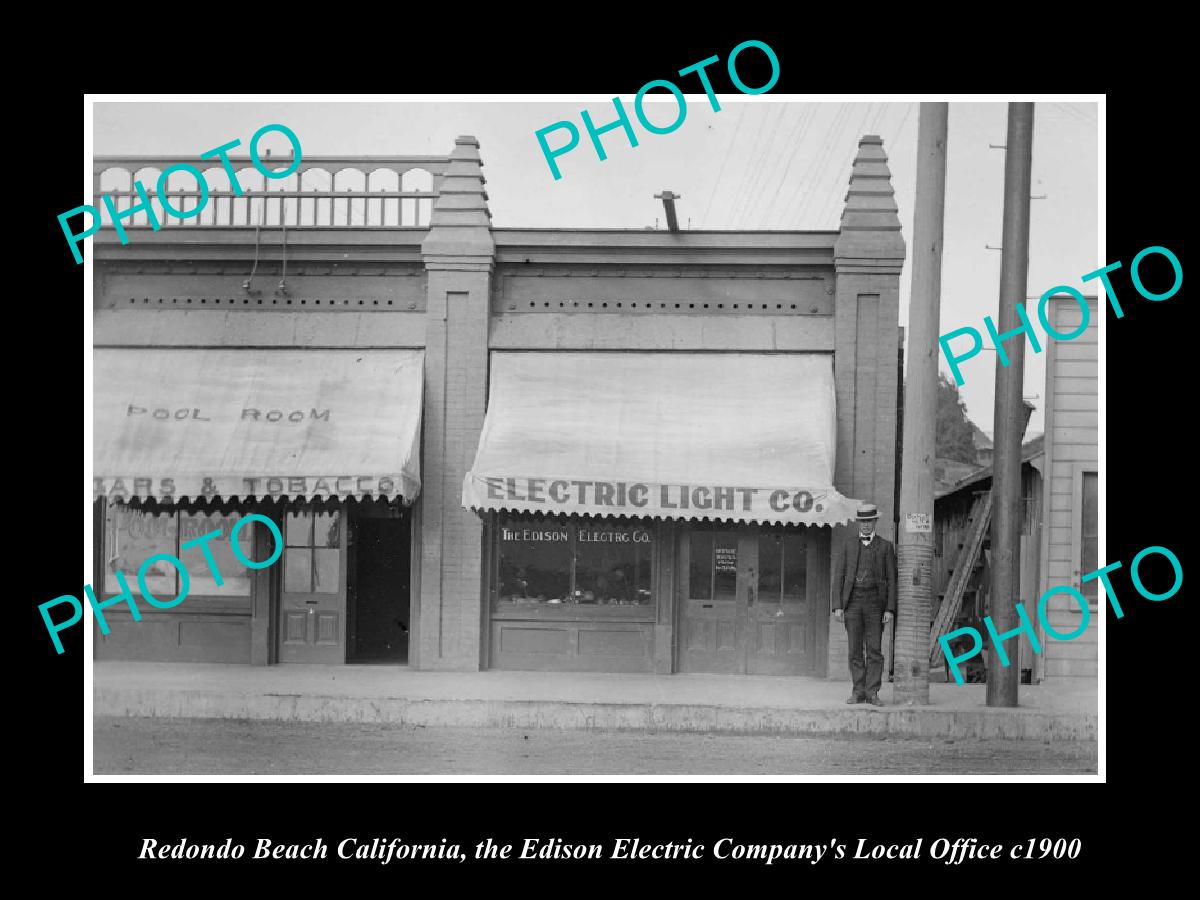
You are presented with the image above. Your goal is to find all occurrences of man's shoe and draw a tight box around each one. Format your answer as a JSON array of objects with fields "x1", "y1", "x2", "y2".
[
  {"x1": 865, "y1": 693, "x2": 884, "y2": 707},
  {"x1": 845, "y1": 694, "x2": 865, "y2": 704}
]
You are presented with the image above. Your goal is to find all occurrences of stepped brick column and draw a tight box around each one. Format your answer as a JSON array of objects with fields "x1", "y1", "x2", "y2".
[
  {"x1": 828, "y1": 135, "x2": 906, "y2": 681},
  {"x1": 414, "y1": 136, "x2": 495, "y2": 670}
]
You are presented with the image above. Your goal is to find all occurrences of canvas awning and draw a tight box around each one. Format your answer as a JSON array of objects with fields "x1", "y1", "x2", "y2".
[
  {"x1": 93, "y1": 349, "x2": 424, "y2": 503},
  {"x1": 462, "y1": 352, "x2": 860, "y2": 526}
]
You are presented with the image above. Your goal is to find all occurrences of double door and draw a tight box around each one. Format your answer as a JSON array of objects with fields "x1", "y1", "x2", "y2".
[{"x1": 678, "y1": 524, "x2": 828, "y2": 675}]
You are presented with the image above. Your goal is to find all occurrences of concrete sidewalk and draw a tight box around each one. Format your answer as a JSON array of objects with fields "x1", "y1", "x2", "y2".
[{"x1": 93, "y1": 663, "x2": 1098, "y2": 741}]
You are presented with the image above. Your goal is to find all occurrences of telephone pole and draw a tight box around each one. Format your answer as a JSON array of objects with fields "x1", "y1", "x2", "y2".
[
  {"x1": 895, "y1": 103, "x2": 948, "y2": 706},
  {"x1": 987, "y1": 103, "x2": 1035, "y2": 708}
]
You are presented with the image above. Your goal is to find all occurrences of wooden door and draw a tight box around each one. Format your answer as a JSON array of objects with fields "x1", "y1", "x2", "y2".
[
  {"x1": 745, "y1": 528, "x2": 824, "y2": 675},
  {"x1": 279, "y1": 503, "x2": 347, "y2": 663},
  {"x1": 678, "y1": 525, "x2": 755, "y2": 673}
]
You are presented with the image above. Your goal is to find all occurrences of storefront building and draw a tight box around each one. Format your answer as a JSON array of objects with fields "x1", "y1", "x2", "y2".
[{"x1": 91, "y1": 134, "x2": 905, "y2": 679}]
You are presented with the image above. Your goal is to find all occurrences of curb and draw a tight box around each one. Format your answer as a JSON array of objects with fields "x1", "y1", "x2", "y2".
[{"x1": 94, "y1": 689, "x2": 1097, "y2": 741}]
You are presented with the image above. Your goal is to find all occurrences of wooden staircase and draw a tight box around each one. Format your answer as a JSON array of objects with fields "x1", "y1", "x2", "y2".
[{"x1": 930, "y1": 490, "x2": 993, "y2": 665}]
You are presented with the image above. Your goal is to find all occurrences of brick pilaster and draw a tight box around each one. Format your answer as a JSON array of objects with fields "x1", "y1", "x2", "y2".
[
  {"x1": 828, "y1": 135, "x2": 906, "y2": 680},
  {"x1": 414, "y1": 136, "x2": 494, "y2": 670}
]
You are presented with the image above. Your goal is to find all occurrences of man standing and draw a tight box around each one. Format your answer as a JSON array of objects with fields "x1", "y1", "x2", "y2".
[{"x1": 831, "y1": 503, "x2": 897, "y2": 706}]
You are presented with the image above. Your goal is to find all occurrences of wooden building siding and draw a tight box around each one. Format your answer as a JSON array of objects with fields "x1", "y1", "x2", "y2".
[
  {"x1": 931, "y1": 460, "x2": 1043, "y2": 679},
  {"x1": 1039, "y1": 296, "x2": 1099, "y2": 679}
]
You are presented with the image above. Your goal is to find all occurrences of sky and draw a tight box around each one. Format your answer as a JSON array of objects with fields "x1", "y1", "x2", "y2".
[{"x1": 93, "y1": 98, "x2": 1099, "y2": 436}]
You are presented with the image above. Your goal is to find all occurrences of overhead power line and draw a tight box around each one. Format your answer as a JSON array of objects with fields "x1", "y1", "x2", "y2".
[
  {"x1": 786, "y1": 103, "x2": 850, "y2": 226},
  {"x1": 732, "y1": 105, "x2": 791, "y2": 228},
  {"x1": 700, "y1": 105, "x2": 746, "y2": 228},
  {"x1": 815, "y1": 103, "x2": 878, "y2": 226},
  {"x1": 723, "y1": 106, "x2": 774, "y2": 228},
  {"x1": 798, "y1": 103, "x2": 862, "y2": 226},
  {"x1": 760, "y1": 104, "x2": 819, "y2": 226}
]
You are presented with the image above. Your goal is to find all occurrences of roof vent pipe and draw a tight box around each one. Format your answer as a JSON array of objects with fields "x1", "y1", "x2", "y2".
[{"x1": 654, "y1": 191, "x2": 681, "y2": 232}]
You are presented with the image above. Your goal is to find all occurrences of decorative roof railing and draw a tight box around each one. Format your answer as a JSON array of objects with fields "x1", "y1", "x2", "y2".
[{"x1": 92, "y1": 155, "x2": 451, "y2": 229}]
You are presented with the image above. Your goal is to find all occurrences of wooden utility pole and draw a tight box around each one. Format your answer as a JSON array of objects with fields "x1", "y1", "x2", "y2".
[
  {"x1": 987, "y1": 103, "x2": 1035, "y2": 708},
  {"x1": 895, "y1": 104, "x2": 949, "y2": 706}
]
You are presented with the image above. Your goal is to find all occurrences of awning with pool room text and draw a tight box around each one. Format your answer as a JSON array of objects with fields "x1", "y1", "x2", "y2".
[
  {"x1": 462, "y1": 352, "x2": 861, "y2": 526},
  {"x1": 93, "y1": 349, "x2": 424, "y2": 503}
]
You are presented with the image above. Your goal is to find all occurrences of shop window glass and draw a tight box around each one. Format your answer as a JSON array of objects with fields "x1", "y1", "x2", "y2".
[
  {"x1": 758, "y1": 533, "x2": 783, "y2": 602},
  {"x1": 782, "y1": 532, "x2": 808, "y2": 605},
  {"x1": 105, "y1": 508, "x2": 255, "y2": 598},
  {"x1": 498, "y1": 518, "x2": 571, "y2": 603},
  {"x1": 285, "y1": 510, "x2": 313, "y2": 547},
  {"x1": 179, "y1": 512, "x2": 253, "y2": 597},
  {"x1": 689, "y1": 527, "x2": 737, "y2": 601},
  {"x1": 757, "y1": 530, "x2": 807, "y2": 604},
  {"x1": 688, "y1": 530, "x2": 713, "y2": 600},
  {"x1": 105, "y1": 507, "x2": 176, "y2": 597},
  {"x1": 496, "y1": 516, "x2": 654, "y2": 607},
  {"x1": 314, "y1": 511, "x2": 340, "y2": 549},
  {"x1": 285, "y1": 549, "x2": 313, "y2": 592},
  {"x1": 574, "y1": 522, "x2": 654, "y2": 606},
  {"x1": 633, "y1": 541, "x2": 652, "y2": 603},
  {"x1": 313, "y1": 510, "x2": 341, "y2": 593},
  {"x1": 314, "y1": 549, "x2": 340, "y2": 592},
  {"x1": 713, "y1": 532, "x2": 738, "y2": 601}
]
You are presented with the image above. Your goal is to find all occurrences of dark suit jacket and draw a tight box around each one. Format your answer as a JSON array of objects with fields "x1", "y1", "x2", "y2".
[{"x1": 831, "y1": 531, "x2": 897, "y2": 613}]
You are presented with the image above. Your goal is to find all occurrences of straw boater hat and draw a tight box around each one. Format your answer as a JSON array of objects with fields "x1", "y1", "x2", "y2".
[{"x1": 855, "y1": 503, "x2": 880, "y2": 521}]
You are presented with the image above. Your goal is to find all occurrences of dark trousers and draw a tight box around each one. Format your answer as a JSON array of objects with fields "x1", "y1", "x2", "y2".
[{"x1": 844, "y1": 589, "x2": 884, "y2": 697}]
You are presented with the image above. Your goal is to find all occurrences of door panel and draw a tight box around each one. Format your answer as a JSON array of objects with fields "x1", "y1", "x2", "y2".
[
  {"x1": 284, "y1": 611, "x2": 308, "y2": 643},
  {"x1": 315, "y1": 612, "x2": 340, "y2": 644},
  {"x1": 279, "y1": 505, "x2": 346, "y2": 663}
]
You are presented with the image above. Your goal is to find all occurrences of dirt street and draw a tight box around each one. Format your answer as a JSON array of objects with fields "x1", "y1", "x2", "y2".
[{"x1": 93, "y1": 717, "x2": 1097, "y2": 775}]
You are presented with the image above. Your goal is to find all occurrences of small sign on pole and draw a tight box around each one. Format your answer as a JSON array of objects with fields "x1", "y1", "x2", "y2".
[{"x1": 905, "y1": 513, "x2": 932, "y2": 533}]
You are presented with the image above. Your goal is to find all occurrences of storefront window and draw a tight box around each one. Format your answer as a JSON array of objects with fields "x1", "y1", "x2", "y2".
[
  {"x1": 574, "y1": 521, "x2": 653, "y2": 606},
  {"x1": 496, "y1": 516, "x2": 654, "y2": 608},
  {"x1": 106, "y1": 508, "x2": 176, "y2": 598},
  {"x1": 179, "y1": 513, "x2": 254, "y2": 597},
  {"x1": 105, "y1": 507, "x2": 253, "y2": 598},
  {"x1": 498, "y1": 518, "x2": 571, "y2": 603}
]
